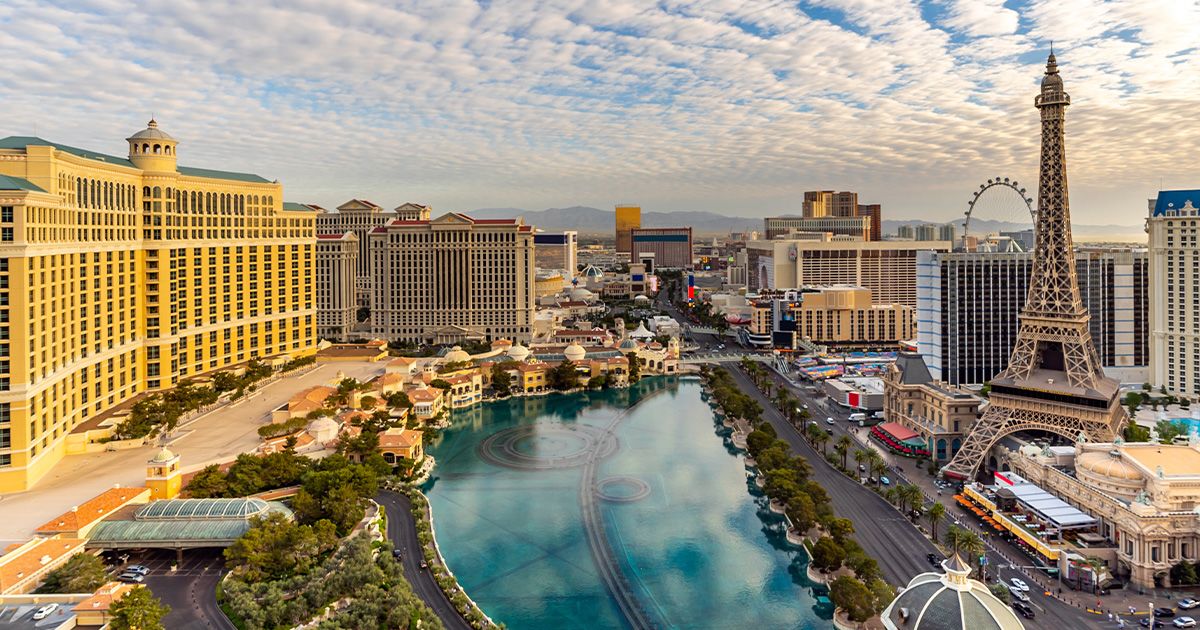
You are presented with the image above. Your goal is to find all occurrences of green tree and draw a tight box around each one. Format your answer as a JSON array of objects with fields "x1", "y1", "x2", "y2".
[
  {"x1": 811, "y1": 536, "x2": 846, "y2": 572},
  {"x1": 927, "y1": 502, "x2": 947, "y2": 541},
  {"x1": 813, "y1": 428, "x2": 831, "y2": 456},
  {"x1": 830, "y1": 576, "x2": 875, "y2": 623},
  {"x1": 37, "y1": 552, "x2": 107, "y2": 593},
  {"x1": 989, "y1": 582, "x2": 1012, "y2": 603},
  {"x1": 109, "y1": 585, "x2": 170, "y2": 630},
  {"x1": 384, "y1": 391, "x2": 413, "y2": 410},
  {"x1": 785, "y1": 492, "x2": 818, "y2": 532},
  {"x1": 867, "y1": 577, "x2": 895, "y2": 614},
  {"x1": 1156, "y1": 419, "x2": 1184, "y2": 444},
  {"x1": 548, "y1": 360, "x2": 580, "y2": 390},
  {"x1": 491, "y1": 363, "x2": 513, "y2": 397},
  {"x1": 1124, "y1": 423, "x2": 1151, "y2": 442},
  {"x1": 626, "y1": 352, "x2": 641, "y2": 382},
  {"x1": 224, "y1": 512, "x2": 338, "y2": 581},
  {"x1": 429, "y1": 378, "x2": 452, "y2": 392},
  {"x1": 183, "y1": 464, "x2": 229, "y2": 498},
  {"x1": 828, "y1": 517, "x2": 855, "y2": 545}
]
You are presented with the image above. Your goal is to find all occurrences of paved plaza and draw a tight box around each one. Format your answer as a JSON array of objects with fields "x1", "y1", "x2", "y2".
[{"x1": 0, "y1": 361, "x2": 384, "y2": 546}]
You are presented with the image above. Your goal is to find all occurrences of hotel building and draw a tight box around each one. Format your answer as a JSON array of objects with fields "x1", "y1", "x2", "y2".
[
  {"x1": 1148, "y1": 190, "x2": 1200, "y2": 395},
  {"x1": 745, "y1": 286, "x2": 913, "y2": 349},
  {"x1": 316, "y1": 200, "x2": 430, "y2": 304},
  {"x1": 763, "y1": 190, "x2": 882, "y2": 241},
  {"x1": 533, "y1": 230, "x2": 578, "y2": 273},
  {"x1": 615, "y1": 204, "x2": 641, "y2": 254},
  {"x1": 0, "y1": 121, "x2": 316, "y2": 492},
  {"x1": 369, "y1": 212, "x2": 535, "y2": 344},
  {"x1": 746, "y1": 239, "x2": 951, "y2": 308},
  {"x1": 917, "y1": 248, "x2": 1148, "y2": 385},
  {"x1": 882, "y1": 352, "x2": 982, "y2": 463},
  {"x1": 629, "y1": 226, "x2": 692, "y2": 269},
  {"x1": 315, "y1": 232, "x2": 358, "y2": 341}
]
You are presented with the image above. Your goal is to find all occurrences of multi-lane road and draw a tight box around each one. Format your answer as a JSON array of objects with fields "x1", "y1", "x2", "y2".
[
  {"x1": 745, "y1": 363, "x2": 1106, "y2": 628},
  {"x1": 375, "y1": 490, "x2": 474, "y2": 630}
]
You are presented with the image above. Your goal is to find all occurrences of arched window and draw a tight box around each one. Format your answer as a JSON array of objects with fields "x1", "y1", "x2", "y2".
[
  {"x1": 152, "y1": 186, "x2": 161, "y2": 198},
  {"x1": 131, "y1": 144, "x2": 138, "y2": 155},
  {"x1": 164, "y1": 146, "x2": 171, "y2": 155},
  {"x1": 142, "y1": 143, "x2": 150, "y2": 154},
  {"x1": 153, "y1": 144, "x2": 161, "y2": 154},
  {"x1": 143, "y1": 186, "x2": 151, "y2": 197}
]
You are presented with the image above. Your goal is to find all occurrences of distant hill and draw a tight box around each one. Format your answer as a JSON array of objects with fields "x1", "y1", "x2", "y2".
[
  {"x1": 468, "y1": 206, "x2": 760, "y2": 235},
  {"x1": 464, "y1": 206, "x2": 1142, "y2": 241}
]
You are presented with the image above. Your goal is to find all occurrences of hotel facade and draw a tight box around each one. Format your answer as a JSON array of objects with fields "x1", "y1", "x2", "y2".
[
  {"x1": 315, "y1": 232, "x2": 358, "y2": 341},
  {"x1": 369, "y1": 212, "x2": 536, "y2": 344},
  {"x1": 1148, "y1": 190, "x2": 1200, "y2": 395},
  {"x1": 0, "y1": 121, "x2": 317, "y2": 492}
]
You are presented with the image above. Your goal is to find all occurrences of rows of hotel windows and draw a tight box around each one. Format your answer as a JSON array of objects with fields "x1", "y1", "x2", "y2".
[{"x1": 1162, "y1": 221, "x2": 1199, "y2": 391}]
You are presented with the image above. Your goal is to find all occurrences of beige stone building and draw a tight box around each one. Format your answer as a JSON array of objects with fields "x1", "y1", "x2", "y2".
[
  {"x1": 315, "y1": 232, "x2": 358, "y2": 341},
  {"x1": 1148, "y1": 190, "x2": 1200, "y2": 395},
  {"x1": 316, "y1": 200, "x2": 430, "y2": 305},
  {"x1": 882, "y1": 353, "x2": 982, "y2": 462},
  {"x1": 750, "y1": 286, "x2": 914, "y2": 348},
  {"x1": 1008, "y1": 440, "x2": 1200, "y2": 589},
  {"x1": 745, "y1": 239, "x2": 951, "y2": 307},
  {"x1": 368, "y1": 212, "x2": 536, "y2": 344},
  {"x1": 0, "y1": 121, "x2": 316, "y2": 492}
]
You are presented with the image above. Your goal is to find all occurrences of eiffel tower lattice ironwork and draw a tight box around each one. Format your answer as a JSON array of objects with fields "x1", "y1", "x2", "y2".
[{"x1": 941, "y1": 53, "x2": 1127, "y2": 480}]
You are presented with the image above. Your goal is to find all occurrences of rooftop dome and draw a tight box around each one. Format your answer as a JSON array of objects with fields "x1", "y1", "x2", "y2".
[
  {"x1": 149, "y1": 447, "x2": 176, "y2": 463},
  {"x1": 491, "y1": 338, "x2": 513, "y2": 351},
  {"x1": 1077, "y1": 449, "x2": 1143, "y2": 481},
  {"x1": 633, "y1": 294, "x2": 651, "y2": 303},
  {"x1": 127, "y1": 118, "x2": 176, "y2": 142},
  {"x1": 618, "y1": 338, "x2": 639, "y2": 352},
  {"x1": 506, "y1": 343, "x2": 530, "y2": 361},
  {"x1": 570, "y1": 287, "x2": 595, "y2": 302},
  {"x1": 580, "y1": 264, "x2": 604, "y2": 279},
  {"x1": 882, "y1": 554, "x2": 1025, "y2": 630},
  {"x1": 444, "y1": 345, "x2": 471, "y2": 363},
  {"x1": 564, "y1": 342, "x2": 587, "y2": 362}
]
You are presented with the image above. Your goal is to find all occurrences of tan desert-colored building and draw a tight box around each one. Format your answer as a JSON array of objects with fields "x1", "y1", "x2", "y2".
[
  {"x1": 882, "y1": 353, "x2": 982, "y2": 462},
  {"x1": 1008, "y1": 440, "x2": 1200, "y2": 589},
  {"x1": 0, "y1": 121, "x2": 317, "y2": 492},
  {"x1": 315, "y1": 231, "x2": 358, "y2": 341},
  {"x1": 750, "y1": 286, "x2": 914, "y2": 348},
  {"x1": 368, "y1": 213, "x2": 536, "y2": 344}
]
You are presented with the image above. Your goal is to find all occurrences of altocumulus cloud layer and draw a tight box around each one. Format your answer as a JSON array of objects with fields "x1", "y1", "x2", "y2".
[{"x1": 0, "y1": 0, "x2": 1197, "y2": 223}]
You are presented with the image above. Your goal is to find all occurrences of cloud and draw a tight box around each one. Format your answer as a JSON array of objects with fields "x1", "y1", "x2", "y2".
[{"x1": 0, "y1": 0, "x2": 1195, "y2": 226}]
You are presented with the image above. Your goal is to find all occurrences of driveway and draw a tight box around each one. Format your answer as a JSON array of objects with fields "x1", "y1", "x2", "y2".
[
  {"x1": 140, "y1": 549, "x2": 236, "y2": 630},
  {"x1": 375, "y1": 490, "x2": 474, "y2": 630}
]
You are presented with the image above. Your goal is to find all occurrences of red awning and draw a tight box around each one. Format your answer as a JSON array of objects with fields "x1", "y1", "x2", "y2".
[{"x1": 877, "y1": 422, "x2": 919, "y2": 442}]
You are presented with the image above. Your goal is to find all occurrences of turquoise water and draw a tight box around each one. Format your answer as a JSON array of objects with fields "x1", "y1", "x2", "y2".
[{"x1": 423, "y1": 377, "x2": 831, "y2": 629}]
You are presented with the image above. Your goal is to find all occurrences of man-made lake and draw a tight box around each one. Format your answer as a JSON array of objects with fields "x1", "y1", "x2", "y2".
[{"x1": 423, "y1": 377, "x2": 831, "y2": 629}]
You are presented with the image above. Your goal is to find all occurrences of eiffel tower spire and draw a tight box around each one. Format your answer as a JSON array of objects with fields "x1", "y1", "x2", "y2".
[{"x1": 939, "y1": 52, "x2": 1126, "y2": 481}]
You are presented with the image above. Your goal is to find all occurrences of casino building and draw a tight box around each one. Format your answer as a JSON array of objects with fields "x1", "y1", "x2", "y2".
[{"x1": 0, "y1": 121, "x2": 316, "y2": 492}]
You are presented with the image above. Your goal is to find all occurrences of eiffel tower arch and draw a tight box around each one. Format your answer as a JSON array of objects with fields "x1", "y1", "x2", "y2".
[{"x1": 941, "y1": 53, "x2": 1127, "y2": 481}]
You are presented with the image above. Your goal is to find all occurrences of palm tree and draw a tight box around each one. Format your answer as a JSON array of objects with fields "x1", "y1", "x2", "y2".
[
  {"x1": 928, "y1": 502, "x2": 946, "y2": 542},
  {"x1": 815, "y1": 429, "x2": 831, "y2": 456},
  {"x1": 902, "y1": 484, "x2": 925, "y2": 513},
  {"x1": 945, "y1": 525, "x2": 985, "y2": 577},
  {"x1": 883, "y1": 487, "x2": 899, "y2": 506},
  {"x1": 835, "y1": 435, "x2": 853, "y2": 470},
  {"x1": 853, "y1": 449, "x2": 868, "y2": 473},
  {"x1": 870, "y1": 458, "x2": 888, "y2": 484}
]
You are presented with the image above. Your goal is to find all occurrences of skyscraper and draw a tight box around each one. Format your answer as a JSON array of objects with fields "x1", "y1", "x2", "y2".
[
  {"x1": 615, "y1": 204, "x2": 641, "y2": 253},
  {"x1": 315, "y1": 232, "x2": 359, "y2": 341},
  {"x1": 1147, "y1": 189, "x2": 1200, "y2": 394}
]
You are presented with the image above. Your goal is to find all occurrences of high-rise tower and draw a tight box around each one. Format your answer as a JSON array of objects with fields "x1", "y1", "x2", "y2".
[{"x1": 941, "y1": 54, "x2": 1126, "y2": 480}]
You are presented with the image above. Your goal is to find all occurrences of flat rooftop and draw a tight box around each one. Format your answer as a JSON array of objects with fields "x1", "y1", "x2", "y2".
[{"x1": 1122, "y1": 444, "x2": 1200, "y2": 477}]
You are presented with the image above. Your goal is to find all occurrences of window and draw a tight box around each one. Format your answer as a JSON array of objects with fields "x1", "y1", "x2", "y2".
[
  {"x1": 0, "y1": 228, "x2": 11, "y2": 242},
  {"x1": 0, "y1": 207, "x2": 11, "y2": 222}
]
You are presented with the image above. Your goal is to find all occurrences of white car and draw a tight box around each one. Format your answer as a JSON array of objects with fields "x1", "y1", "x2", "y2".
[
  {"x1": 825, "y1": 417, "x2": 835, "y2": 425},
  {"x1": 1008, "y1": 585, "x2": 1030, "y2": 602},
  {"x1": 1181, "y1": 600, "x2": 1200, "y2": 611},
  {"x1": 1009, "y1": 577, "x2": 1029, "y2": 592},
  {"x1": 33, "y1": 603, "x2": 59, "y2": 620},
  {"x1": 1174, "y1": 618, "x2": 1197, "y2": 628}
]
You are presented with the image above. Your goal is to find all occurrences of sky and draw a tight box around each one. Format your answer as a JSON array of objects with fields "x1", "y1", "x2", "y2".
[{"x1": 1, "y1": 1, "x2": 1197, "y2": 225}]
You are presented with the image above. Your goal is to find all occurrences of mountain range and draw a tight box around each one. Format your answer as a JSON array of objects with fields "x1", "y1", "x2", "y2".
[{"x1": 469, "y1": 205, "x2": 1144, "y2": 240}]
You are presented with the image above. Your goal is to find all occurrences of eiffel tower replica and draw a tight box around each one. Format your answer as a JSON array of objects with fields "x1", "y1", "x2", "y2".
[{"x1": 941, "y1": 52, "x2": 1126, "y2": 480}]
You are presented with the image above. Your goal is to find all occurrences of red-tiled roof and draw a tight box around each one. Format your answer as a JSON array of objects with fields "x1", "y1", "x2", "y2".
[{"x1": 35, "y1": 487, "x2": 150, "y2": 533}]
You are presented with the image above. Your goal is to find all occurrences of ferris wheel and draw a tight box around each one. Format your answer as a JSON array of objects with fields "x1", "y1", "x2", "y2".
[{"x1": 961, "y1": 177, "x2": 1036, "y2": 251}]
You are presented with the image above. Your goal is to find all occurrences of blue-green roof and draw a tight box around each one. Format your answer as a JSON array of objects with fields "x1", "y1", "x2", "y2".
[
  {"x1": 178, "y1": 165, "x2": 271, "y2": 184},
  {"x1": 0, "y1": 136, "x2": 272, "y2": 184},
  {"x1": 89, "y1": 519, "x2": 255, "y2": 546},
  {"x1": 283, "y1": 201, "x2": 314, "y2": 212},
  {"x1": 0, "y1": 173, "x2": 45, "y2": 192}
]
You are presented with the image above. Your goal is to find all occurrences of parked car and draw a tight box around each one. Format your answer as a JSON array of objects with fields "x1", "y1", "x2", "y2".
[
  {"x1": 32, "y1": 604, "x2": 59, "y2": 620},
  {"x1": 117, "y1": 572, "x2": 144, "y2": 583},
  {"x1": 859, "y1": 464, "x2": 867, "y2": 473},
  {"x1": 125, "y1": 564, "x2": 150, "y2": 575},
  {"x1": 880, "y1": 476, "x2": 891, "y2": 486},
  {"x1": 391, "y1": 549, "x2": 402, "y2": 560},
  {"x1": 1181, "y1": 600, "x2": 1200, "y2": 611},
  {"x1": 1008, "y1": 585, "x2": 1030, "y2": 602},
  {"x1": 1157, "y1": 607, "x2": 1178, "y2": 618},
  {"x1": 1009, "y1": 577, "x2": 1029, "y2": 592},
  {"x1": 1142, "y1": 619, "x2": 1164, "y2": 629},
  {"x1": 1173, "y1": 618, "x2": 1197, "y2": 628},
  {"x1": 1011, "y1": 600, "x2": 1035, "y2": 619}
]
